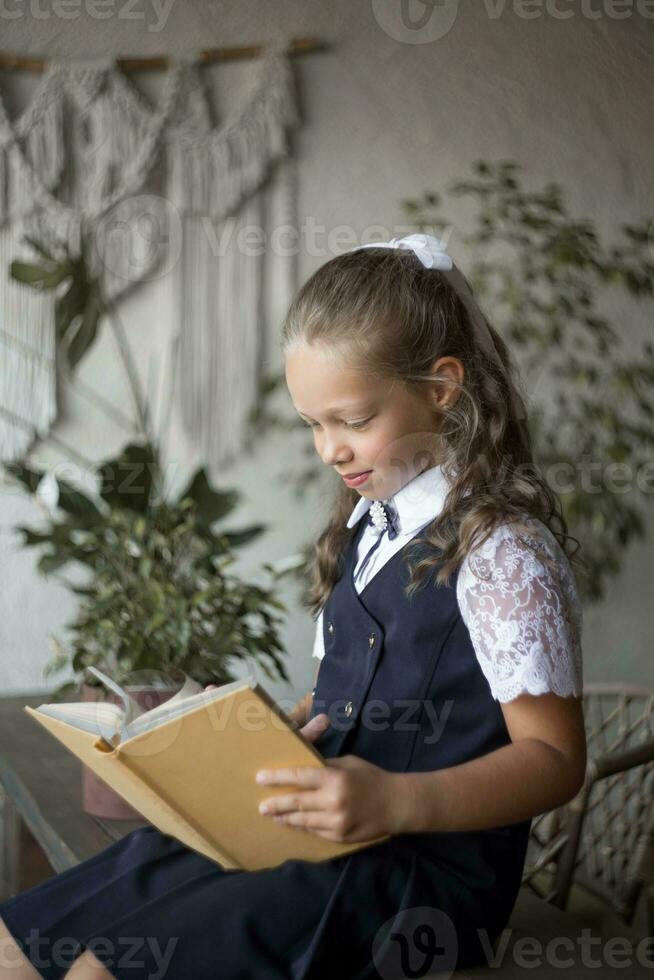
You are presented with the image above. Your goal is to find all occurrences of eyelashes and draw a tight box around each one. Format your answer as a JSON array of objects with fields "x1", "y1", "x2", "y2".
[{"x1": 300, "y1": 419, "x2": 371, "y2": 431}]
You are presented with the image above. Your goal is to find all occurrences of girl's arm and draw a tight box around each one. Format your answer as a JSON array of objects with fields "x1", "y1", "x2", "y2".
[{"x1": 395, "y1": 691, "x2": 587, "y2": 834}]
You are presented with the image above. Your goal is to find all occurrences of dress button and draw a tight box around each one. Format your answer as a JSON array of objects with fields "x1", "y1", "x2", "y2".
[
  {"x1": 327, "y1": 621, "x2": 334, "y2": 635},
  {"x1": 368, "y1": 633, "x2": 376, "y2": 649},
  {"x1": 344, "y1": 700, "x2": 353, "y2": 717},
  {"x1": 311, "y1": 688, "x2": 316, "y2": 697}
]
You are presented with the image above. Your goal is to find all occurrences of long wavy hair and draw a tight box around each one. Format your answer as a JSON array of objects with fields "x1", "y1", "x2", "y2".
[{"x1": 280, "y1": 247, "x2": 584, "y2": 619}]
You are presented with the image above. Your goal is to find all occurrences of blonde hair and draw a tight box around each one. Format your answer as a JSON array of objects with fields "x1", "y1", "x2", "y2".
[{"x1": 281, "y1": 247, "x2": 584, "y2": 619}]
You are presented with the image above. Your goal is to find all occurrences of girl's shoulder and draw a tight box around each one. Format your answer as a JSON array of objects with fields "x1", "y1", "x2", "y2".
[
  {"x1": 456, "y1": 512, "x2": 584, "y2": 701},
  {"x1": 460, "y1": 511, "x2": 576, "y2": 588}
]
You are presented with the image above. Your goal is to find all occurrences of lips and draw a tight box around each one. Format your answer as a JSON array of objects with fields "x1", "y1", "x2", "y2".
[
  {"x1": 342, "y1": 470, "x2": 370, "y2": 478},
  {"x1": 341, "y1": 470, "x2": 373, "y2": 487}
]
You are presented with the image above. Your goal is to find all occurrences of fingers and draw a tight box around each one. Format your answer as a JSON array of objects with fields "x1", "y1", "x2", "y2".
[
  {"x1": 258, "y1": 792, "x2": 344, "y2": 836},
  {"x1": 298, "y1": 713, "x2": 330, "y2": 743},
  {"x1": 255, "y1": 765, "x2": 327, "y2": 788},
  {"x1": 271, "y1": 810, "x2": 344, "y2": 837},
  {"x1": 259, "y1": 791, "x2": 323, "y2": 816},
  {"x1": 264, "y1": 799, "x2": 347, "y2": 839}
]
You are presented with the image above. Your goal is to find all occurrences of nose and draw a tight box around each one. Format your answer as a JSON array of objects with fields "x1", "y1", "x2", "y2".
[{"x1": 318, "y1": 431, "x2": 353, "y2": 468}]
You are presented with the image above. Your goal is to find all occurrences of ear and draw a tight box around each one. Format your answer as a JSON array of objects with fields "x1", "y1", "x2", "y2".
[{"x1": 427, "y1": 357, "x2": 465, "y2": 410}]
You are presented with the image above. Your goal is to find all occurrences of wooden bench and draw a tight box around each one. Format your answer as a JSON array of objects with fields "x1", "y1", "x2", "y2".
[
  {"x1": 1, "y1": 694, "x2": 650, "y2": 978},
  {"x1": 0, "y1": 693, "x2": 144, "y2": 894}
]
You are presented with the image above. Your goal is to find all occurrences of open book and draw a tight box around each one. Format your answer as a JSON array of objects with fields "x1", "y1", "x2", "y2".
[{"x1": 25, "y1": 668, "x2": 390, "y2": 871}]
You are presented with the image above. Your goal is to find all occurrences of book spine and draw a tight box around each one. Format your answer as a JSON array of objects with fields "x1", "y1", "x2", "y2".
[{"x1": 252, "y1": 683, "x2": 326, "y2": 765}]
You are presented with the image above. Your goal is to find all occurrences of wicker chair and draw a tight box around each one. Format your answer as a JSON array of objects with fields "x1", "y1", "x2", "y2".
[{"x1": 521, "y1": 682, "x2": 654, "y2": 935}]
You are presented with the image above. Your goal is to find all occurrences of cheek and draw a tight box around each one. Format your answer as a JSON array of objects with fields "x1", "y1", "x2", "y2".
[
  {"x1": 368, "y1": 422, "x2": 437, "y2": 472},
  {"x1": 362, "y1": 431, "x2": 392, "y2": 467}
]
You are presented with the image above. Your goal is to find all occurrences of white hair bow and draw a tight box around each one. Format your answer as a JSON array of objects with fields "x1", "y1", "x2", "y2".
[
  {"x1": 357, "y1": 233, "x2": 454, "y2": 271},
  {"x1": 349, "y1": 233, "x2": 526, "y2": 421}
]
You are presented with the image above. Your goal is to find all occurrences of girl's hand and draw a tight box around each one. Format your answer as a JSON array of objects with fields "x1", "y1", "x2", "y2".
[
  {"x1": 255, "y1": 754, "x2": 408, "y2": 843},
  {"x1": 205, "y1": 684, "x2": 405, "y2": 840}
]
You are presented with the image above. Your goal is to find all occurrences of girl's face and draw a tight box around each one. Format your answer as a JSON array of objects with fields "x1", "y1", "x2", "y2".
[{"x1": 285, "y1": 342, "x2": 445, "y2": 501}]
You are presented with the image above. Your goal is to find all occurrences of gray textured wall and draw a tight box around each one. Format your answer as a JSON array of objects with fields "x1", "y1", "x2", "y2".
[{"x1": 0, "y1": 1, "x2": 652, "y2": 702}]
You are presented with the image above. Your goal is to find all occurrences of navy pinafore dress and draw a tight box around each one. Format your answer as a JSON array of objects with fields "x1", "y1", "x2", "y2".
[{"x1": 0, "y1": 518, "x2": 531, "y2": 979}]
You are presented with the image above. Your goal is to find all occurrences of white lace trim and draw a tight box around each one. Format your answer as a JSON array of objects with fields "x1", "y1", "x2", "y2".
[
  {"x1": 312, "y1": 516, "x2": 584, "y2": 704},
  {"x1": 456, "y1": 517, "x2": 583, "y2": 702}
]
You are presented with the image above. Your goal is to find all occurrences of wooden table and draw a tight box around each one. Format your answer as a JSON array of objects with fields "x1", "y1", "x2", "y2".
[{"x1": 0, "y1": 692, "x2": 145, "y2": 897}]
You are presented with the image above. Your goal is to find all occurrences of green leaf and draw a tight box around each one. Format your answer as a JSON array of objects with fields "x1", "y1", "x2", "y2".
[
  {"x1": 38, "y1": 551, "x2": 69, "y2": 574},
  {"x1": 55, "y1": 275, "x2": 91, "y2": 347},
  {"x1": 64, "y1": 288, "x2": 104, "y2": 370},
  {"x1": 10, "y1": 259, "x2": 73, "y2": 290},
  {"x1": 215, "y1": 525, "x2": 266, "y2": 548},
  {"x1": 177, "y1": 468, "x2": 240, "y2": 526},
  {"x1": 98, "y1": 442, "x2": 158, "y2": 513},
  {"x1": 55, "y1": 479, "x2": 104, "y2": 519},
  {"x1": 144, "y1": 611, "x2": 167, "y2": 636},
  {"x1": 258, "y1": 372, "x2": 285, "y2": 397},
  {"x1": 14, "y1": 526, "x2": 54, "y2": 547},
  {"x1": 4, "y1": 461, "x2": 44, "y2": 494}
]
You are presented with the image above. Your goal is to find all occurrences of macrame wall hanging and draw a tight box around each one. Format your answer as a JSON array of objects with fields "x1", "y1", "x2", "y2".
[{"x1": 0, "y1": 38, "x2": 309, "y2": 468}]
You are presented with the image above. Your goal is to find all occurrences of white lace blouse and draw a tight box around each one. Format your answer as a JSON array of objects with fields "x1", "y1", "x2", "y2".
[{"x1": 311, "y1": 465, "x2": 583, "y2": 703}]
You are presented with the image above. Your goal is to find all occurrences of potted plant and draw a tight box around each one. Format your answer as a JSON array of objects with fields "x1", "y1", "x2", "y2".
[
  {"x1": 6, "y1": 240, "x2": 296, "y2": 817},
  {"x1": 6, "y1": 445, "x2": 293, "y2": 817}
]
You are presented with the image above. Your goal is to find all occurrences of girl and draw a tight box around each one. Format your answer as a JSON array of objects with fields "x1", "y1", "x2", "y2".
[{"x1": 0, "y1": 233, "x2": 586, "y2": 980}]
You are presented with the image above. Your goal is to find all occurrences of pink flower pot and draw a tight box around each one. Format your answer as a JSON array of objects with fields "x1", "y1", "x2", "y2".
[{"x1": 81, "y1": 682, "x2": 180, "y2": 819}]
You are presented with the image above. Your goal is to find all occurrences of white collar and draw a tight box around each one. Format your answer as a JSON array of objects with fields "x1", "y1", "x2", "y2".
[{"x1": 345, "y1": 463, "x2": 453, "y2": 536}]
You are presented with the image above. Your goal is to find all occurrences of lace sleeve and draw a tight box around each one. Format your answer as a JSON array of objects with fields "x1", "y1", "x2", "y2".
[
  {"x1": 312, "y1": 609, "x2": 325, "y2": 660},
  {"x1": 456, "y1": 518, "x2": 584, "y2": 702}
]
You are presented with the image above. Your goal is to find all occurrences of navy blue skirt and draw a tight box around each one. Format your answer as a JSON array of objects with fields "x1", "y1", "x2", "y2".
[{"x1": 0, "y1": 824, "x2": 513, "y2": 979}]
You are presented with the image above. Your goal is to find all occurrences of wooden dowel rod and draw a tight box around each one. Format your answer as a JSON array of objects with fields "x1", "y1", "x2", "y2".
[{"x1": 0, "y1": 37, "x2": 324, "y2": 73}]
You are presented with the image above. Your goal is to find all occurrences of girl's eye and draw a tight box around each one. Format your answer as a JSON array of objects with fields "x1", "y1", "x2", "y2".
[{"x1": 300, "y1": 419, "x2": 371, "y2": 430}]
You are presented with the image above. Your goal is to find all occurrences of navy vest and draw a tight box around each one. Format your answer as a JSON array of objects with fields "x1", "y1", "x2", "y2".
[{"x1": 309, "y1": 517, "x2": 531, "y2": 903}]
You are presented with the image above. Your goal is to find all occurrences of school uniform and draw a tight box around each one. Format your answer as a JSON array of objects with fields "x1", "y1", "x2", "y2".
[{"x1": 0, "y1": 463, "x2": 583, "y2": 980}]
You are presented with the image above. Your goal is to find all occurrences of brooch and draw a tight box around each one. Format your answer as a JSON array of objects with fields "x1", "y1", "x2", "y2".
[{"x1": 369, "y1": 499, "x2": 391, "y2": 533}]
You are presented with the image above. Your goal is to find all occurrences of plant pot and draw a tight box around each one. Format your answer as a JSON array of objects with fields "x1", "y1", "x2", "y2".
[{"x1": 81, "y1": 682, "x2": 180, "y2": 819}]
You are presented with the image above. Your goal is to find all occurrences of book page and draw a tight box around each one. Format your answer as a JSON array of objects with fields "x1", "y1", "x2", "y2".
[
  {"x1": 129, "y1": 672, "x2": 205, "y2": 728},
  {"x1": 34, "y1": 701, "x2": 124, "y2": 743},
  {"x1": 86, "y1": 666, "x2": 144, "y2": 727},
  {"x1": 122, "y1": 678, "x2": 250, "y2": 741},
  {"x1": 33, "y1": 672, "x2": 254, "y2": 744}
]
